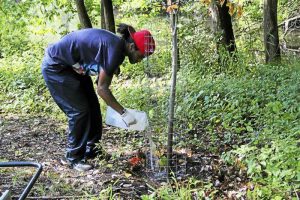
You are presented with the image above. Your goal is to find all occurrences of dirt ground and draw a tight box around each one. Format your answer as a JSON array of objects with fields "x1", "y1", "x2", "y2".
[{"x1": 0, "y1": 115, "x2": 249, "y2": 199}]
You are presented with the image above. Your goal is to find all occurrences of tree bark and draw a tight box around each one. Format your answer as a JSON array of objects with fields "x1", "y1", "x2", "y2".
[
  {"x1": 264, "y1": 0, "x2": 281, "y2": 63},
  {"x1": 209, "y1": 0, "x2": 221, "y2": 58},
  {"x1": 217, "y1": 0, "x2": 236, "y2": 54},
  {"x1": 75, "y1": 0, "x2": 92, "y2": 29},
  {"x1": 100, "y1": 1, "x2": 106, "y2": 29},
  {"x1": 209, "y1": 0, "x2": 236, "y2": 64},
  {"x1": 210, "y1": 0, "x2": 221, "y2": 35},
  {"x1": 102, "y1": 0, "x2": 115, "y2": 33}
]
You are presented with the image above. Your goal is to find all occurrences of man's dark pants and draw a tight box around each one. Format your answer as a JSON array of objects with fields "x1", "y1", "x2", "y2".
[{"x1": 41, "y1": 64, "x2": 102, "y2": 163}]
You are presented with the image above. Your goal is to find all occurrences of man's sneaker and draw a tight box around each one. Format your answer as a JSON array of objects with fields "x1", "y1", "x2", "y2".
[{"x1": 72, "y1": 160, "x2": 93, "y2": 172}]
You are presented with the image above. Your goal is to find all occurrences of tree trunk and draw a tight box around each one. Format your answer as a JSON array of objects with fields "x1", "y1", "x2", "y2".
[
  {"x1": 209, "y1": 0, "x2": 221, "y2": 58},
  {"x1": 210, "y1": 0, "x2": 220, "y2": 35},
  {"x1": 100, "y1": 1, "x2": 106, "y2": 29},
  {"x1": 264, "y1": 0, "x2": 281, "y2": 63},
  {"x1": 102, "y1": 0, "x2": 115, "y2": 33},
  {"x1": 75, "y1": 0, "x2": 92, "y2": 29},
  {"x1": 209, "y1": 0, "x2": 236, "y2": 67},
  {"x1": 217, "y1": 0, "x2": 236, "y2": 54}
]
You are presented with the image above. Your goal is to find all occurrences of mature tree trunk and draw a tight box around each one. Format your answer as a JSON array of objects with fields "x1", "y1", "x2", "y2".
[
  {"x1": 217, "y1": 0, "x2": 236, "y2": 54},
  {"x1": 102, "y1": 0, "x2": 115, "y2": 33},
  {"x1": 209, "y1": 0, "x2": 236, "y2": 61},
  {"x1": 209, "y1": 0, "x2": 220, "y2": 34},
  {"x1": 209, "y1": 0, "x2": 221, "y2": 54},
  {"x1": 264, "y1": 0, "x2": 281, "y2": 63},
  {"x1": 75, "y1": 0, "x2": 92, "y2": 29}
]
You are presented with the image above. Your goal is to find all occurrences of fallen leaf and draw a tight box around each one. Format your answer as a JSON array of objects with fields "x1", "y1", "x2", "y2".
[
  {"x1": 128, "y1": 157, "x2": 142, "y2": 167},
  {"x1": 124, "y1": 172, "x2": 132, "y2": 178}
]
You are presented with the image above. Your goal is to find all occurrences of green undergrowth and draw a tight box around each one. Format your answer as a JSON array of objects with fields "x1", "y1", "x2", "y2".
[
  {"x1": 140, "y1": 178, "x2": 218, "y2": 200},
  {"x1": 0, "y1": 54, "x2": 68, "y2": 121},
  {"x1": 175, "y1": 62, "x2": 300, "y2": 198},
  {"x1": 115, "y1": 60, "x2": 300, "y2": 198},
  {"x1": 1, "y1": 51, "x2": 299, "y2": 198},
  {"x1": 177, "y1": 62, "x2": 299, "y2": 139}
]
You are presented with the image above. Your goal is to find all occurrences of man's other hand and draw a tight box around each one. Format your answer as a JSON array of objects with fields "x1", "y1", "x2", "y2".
[{"x1": 121, "y1": 109, "x2": 137, "y2": 127}]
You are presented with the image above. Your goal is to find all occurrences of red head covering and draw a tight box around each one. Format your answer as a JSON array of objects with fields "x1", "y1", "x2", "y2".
[{"x1": 130, "y1": 30, "x2": 155, "y2": 56}]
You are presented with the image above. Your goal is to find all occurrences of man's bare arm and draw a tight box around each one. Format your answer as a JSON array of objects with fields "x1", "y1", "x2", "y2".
[{"x1": 97, "y1": 69, "x2": 124, "y2": 114}]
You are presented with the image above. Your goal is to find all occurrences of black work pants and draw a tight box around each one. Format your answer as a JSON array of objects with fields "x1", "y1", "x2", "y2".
[{"x1": 41, "y1": 64, "x2": 102, "y2": 163}]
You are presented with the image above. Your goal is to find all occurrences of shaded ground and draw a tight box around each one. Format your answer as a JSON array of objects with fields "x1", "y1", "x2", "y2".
[{"x1": 0, "y1": 115, "x2": 249, "y2": 199}]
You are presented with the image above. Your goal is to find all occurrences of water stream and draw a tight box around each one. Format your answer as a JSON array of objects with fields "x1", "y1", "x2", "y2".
[{"x1": 147, "y1": 130, "x2": 158, "y2": 170}]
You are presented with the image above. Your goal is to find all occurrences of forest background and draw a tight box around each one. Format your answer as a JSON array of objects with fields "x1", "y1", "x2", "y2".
[{"x1": 0, "y1": 0, "x2": 299, "y2": 199}]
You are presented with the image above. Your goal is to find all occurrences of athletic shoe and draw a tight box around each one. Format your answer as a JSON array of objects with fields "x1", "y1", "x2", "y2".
[{"x1": 72, "y1": 160, "x2": 93, "y2": 172}]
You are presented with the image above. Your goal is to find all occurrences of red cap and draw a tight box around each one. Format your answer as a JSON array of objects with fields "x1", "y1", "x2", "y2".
[{"x1": 130, "y1": 30, "x2": 155, "y2": 56}]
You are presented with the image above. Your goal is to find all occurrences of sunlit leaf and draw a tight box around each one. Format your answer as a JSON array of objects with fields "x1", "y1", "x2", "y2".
[
  {"x1": 226, "y1": 2, "x2": 235, "y2": 16},
  {"x1": 219, "y1": 0, "x2": 226, "y2": 6},
  {"x1": 166, "y1": 4, "x2": 179, "y2": 14},
  {"x1": 201, "y1": 0, "x2": 211, "y2": 5},
  {"x1": 124, "y1": 172, "x2": 132, "y2": 178},
  {"x1": 237, "y1": 4, "x2": 243, "y2": 18}
]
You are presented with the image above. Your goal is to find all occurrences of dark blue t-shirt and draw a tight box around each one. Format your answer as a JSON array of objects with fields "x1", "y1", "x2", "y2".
[{"x1": 46, "y1": 28, "x2": 125, "y2": 76}]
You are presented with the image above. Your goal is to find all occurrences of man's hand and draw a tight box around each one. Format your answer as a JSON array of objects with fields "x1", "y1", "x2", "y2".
[
  {"x1": 72, "y1": 63, "x2": 84, "y2": 75},
  {"x1": 121, "y1": 109, "x2": 136, "y2": 127}
]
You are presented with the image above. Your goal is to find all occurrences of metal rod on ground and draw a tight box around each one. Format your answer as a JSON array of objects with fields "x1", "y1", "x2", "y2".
[
  {"x1": 167, "y1": 0, "x2": 179, "y2": 180},
  {"x1": 0, "y1": 162, "x2": 43, "y2": 200}
]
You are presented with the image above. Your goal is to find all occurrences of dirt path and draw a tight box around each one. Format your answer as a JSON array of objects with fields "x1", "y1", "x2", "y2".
[{"x1": 0, "y1": 115, "x2": 249, "y2": 199}]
